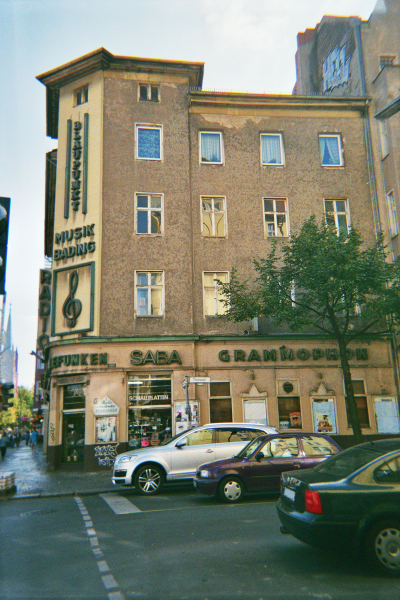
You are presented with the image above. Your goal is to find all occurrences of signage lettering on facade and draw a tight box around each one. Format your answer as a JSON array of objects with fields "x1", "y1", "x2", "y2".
[
  {"x1": 37, "y1": 269, "x2": 52, "y2": 351},
  {"x1": 54, "y1": 224, "x2": 96, "y2": 262},
  {"x1": 130, "y1": 350, "x2": 182, "y2": 365},
  {"x1": 218, "y1": 347, "x2": 368, "y2": 363},
  {"x1": 50, "y1": 353, "x2": 108, "y2": 369}
]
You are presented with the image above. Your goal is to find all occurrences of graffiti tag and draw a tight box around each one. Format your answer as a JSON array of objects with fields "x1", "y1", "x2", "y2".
[{"x1": 94, "y1": 443, "x2": 119, "y2": 466}]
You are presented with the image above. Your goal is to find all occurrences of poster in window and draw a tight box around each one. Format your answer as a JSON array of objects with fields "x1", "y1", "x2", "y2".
[
  {"x1": 312, "y1": 399, "x2": 337, "y2": 434},
  {"x1": 289, "y1": 412, "x2": 302, "y2": 428},
  {"x1": 95, "y1": 416, "x2": 117, "y2": 443}
]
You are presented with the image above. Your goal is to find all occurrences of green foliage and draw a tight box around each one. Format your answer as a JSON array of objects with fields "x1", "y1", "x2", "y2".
[
  {"x1": 0, "y1": 386, "x2": 34, "y2": 429},
  {"x1": 220, "y1": 216, "x2": 396, "y2": 342},
  {"x1": 219, "y1": 217, "x2": 400, "y2": 445}
]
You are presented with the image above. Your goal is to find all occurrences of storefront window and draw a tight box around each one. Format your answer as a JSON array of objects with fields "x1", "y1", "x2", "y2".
[
  {"x1": 210, "y1": 382, "x2": 232, "y2": 422},
  {"x1": 278, "y1": 396, "x2": 302, "y2": 429},
  {"x1": 95, "y1": 416, "x2": 117, "y2": 443},
  {"x1": 128, "y1": 373, "x2": 172, "y2": 448}
]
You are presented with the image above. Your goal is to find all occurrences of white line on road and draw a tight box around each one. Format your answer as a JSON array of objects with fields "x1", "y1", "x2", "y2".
[{"x1": 100, "y1": 493, "x2": 142, "y2": 514}]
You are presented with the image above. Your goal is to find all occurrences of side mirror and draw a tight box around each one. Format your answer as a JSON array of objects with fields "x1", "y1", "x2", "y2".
[
  {"x1": 176, "y1": 438, "x2": 187, "y2": 448},
  {"x1": 255, "y1": 451, "x2": 265, "y2": 461}
]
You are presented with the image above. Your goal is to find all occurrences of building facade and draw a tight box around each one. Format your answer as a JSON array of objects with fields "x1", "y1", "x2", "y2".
[{"x1": 36, "y1": 46, "x2": 400, "y2": 471}]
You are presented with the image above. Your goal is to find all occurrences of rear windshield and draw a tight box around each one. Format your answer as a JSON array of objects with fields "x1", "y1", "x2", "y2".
[{"x1": 314, "y1": 446, "x2": 383, "y2": 477}]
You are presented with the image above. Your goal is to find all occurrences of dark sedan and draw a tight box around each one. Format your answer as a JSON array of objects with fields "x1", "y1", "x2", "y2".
[
  {"x1": 193, "y1": 433, "x2": 341, "y2": 503},
  {"x1": 277, "y1": 438, "x2": 400, "y2": 576}
]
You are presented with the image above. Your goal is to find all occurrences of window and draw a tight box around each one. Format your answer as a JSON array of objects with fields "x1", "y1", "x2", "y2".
[
  {"x1": 301, "y1": 436, "x2": 338, "y2": 456},
  {"x1": 319, "y1": 134, "x2": 343, "y2": 166},
  {"x1": 139, "y1": 84, "x2": 159, "y2": 102},
  {"x1": 324, "y1": 199, "x2": 350, "y2": 235},
  {"x1": 128, "y1": 373, "x2": 172, "y2": 448},
  {"x1": 215, "y1": 428, "x2": 266, "y2": 443},
  {"x1": 264, "y1": 437, "x2": 299, "y2": 458},
  {"x1": 200, "y1": 132, "x2": 223, "y2": 164},
  {"x1": 379, "y1": 120, "x2": 390, "y2": 159},
  {"x1": 203, "y1": 272, "x2": 228, "y2": 316},
  {"x1": 136, "y1": 194, "x2": 163, "y2": 234},
  {"x1": 346, "y1": 380, "x2": 370, "y2": 428},
  {"x1": 374, "y1": 457, "x2": 400, "y2": 484},
  {"x1": 136, "y1": 125, "x2": 162, "y2": 160},
  {"x1": 209, "y1": 382, "x2": 232, "y2": 422},
  {"x1": 380, "y1": 55, "x2": 396, "y2": 70},
  {"x1": 278, "y1": 396, "x2": 302, "y2": 429},
  {"x1": 260, "y1": 133, "x2": 285, "y2": 165},
  {"x1": 263, "y1": 198, "x2": 288, "y2": 237},
  {"x1": 74, "y1": 85, "x2": 88, "y2": 106},
  {"x1": 387, "y1": 191, "x2": 398, "y2": 238},
  {"x1": 201, "y1": 196, "x2": 227, "y2": 237},
  {"x1": 135, "y1": 271, "x2": 164, "y2": 316}
]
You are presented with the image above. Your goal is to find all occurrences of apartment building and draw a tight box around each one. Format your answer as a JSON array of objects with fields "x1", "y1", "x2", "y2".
[{"x1": 36, "y1": 47, "x2": 399, "y2": 471}]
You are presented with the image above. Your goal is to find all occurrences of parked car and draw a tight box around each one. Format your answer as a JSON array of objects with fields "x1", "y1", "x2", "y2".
[
  {"x1": 193, "y1": 433, "x2": 341, "y2": 503},
  {"x1": 277, "y1": 438, "x2": 400, "y2": 576},
  {"x1": 112, "y1": 422, "x2": 278, "y2": 494}
]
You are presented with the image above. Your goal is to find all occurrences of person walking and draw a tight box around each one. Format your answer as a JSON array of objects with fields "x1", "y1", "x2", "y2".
[
  {"x1": 0, "y1": 431, "x2": 8, "y2": 459},
  {"x1": 25, "y1": 430, "x2": 30, "y2": 446},
  {"x1": 30, "y1": 428, "x2": 38, "y2": 451}
]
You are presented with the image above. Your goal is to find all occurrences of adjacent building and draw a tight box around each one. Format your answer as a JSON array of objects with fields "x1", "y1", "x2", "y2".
[{"x1": 36, "y1": 31, "x2": 400, "y2": 471}]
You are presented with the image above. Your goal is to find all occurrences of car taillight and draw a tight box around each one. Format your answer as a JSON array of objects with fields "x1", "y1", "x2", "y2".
[{"x1": 304, "y1": 489, "x2": 322, "y2": 514}]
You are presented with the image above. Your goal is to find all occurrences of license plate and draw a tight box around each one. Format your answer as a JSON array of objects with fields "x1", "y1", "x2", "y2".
[{"x1": 283, "y1": 487, "x2": 295, "y2": 501}]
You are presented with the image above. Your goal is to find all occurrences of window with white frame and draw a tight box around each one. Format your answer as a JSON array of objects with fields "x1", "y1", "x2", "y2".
[
  {"x1": 263, "y1": 198, "x2": 288, "y2": 237},
  {"x1": 324, "y1": 199, "x2": 350, "y2": 235},
  {"x1": 260, "y1": 133, "x2": 285, "y2": 165},
  {"x1": 139, "y1": 84, "x2": 159, "y2": 102},
  {"x1": 135, "y1": 271, "x2": 164, "y2": 316},
  {"x1": 74, "y1": 84, "x2": 89, "y2": 106},
  {"x1": 387, "y1": 190, "x2": 399, "y2": 238},
  {"x1": 136, "y1": 125, "x2": 162, "y2": 160},
  {"x1": 136, "y1": 194, "x2": 163, "y2": 234},
  {"x1": 319, "y1": 134, "x2": 343, "y2": 166},
  {"x1": 201, "y1": 196, "x2": 227, "y2": 237},
  {"x1": 203, "y1": 272, "x2": 228, "y2": 316},
  {"x1": 200, "y1": 132, "x2": 223, "y2": 164}
]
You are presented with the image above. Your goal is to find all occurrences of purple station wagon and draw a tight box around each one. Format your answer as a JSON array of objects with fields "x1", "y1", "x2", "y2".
[{"x1": 193, "y1": 433, "x2": 341, "y2": 503}]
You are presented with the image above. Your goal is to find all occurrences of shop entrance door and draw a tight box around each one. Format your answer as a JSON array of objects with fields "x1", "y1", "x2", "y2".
[{"x1": 62, "y1": 412, "x2": 85, "y2": 463}]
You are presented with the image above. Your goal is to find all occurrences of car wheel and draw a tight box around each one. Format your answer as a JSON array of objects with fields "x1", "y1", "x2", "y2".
[
  {"x1": 364, "y1": 519, "x2": 400, "y2": 576},
  {"x1": 219, "y1": 477, "x2": 244, "y2": 503},
  {"x1": 134, "y1": 465, "x2": 164, "y2": 495}
]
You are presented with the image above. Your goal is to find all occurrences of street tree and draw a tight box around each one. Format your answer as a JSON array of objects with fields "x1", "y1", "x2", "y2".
[
  {"x1": 219, "y1": 216, "x2": 400, "y2": 444},
  {"x1": 0, "y1": 386, "x2": 34, "y2": 429}
]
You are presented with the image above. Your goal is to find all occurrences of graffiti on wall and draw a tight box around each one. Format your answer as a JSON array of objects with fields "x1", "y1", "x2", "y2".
[
  {"x1": 49, "y1": 423, "x2": 55, "y2": 444},
  {"x1": 94, "y1": 443, "x2": 119, "y2": 467}
]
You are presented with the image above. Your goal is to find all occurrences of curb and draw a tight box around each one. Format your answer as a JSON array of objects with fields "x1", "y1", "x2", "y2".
[{"x1": 0, "y1": 487, "x2": 118, "y2": 501}]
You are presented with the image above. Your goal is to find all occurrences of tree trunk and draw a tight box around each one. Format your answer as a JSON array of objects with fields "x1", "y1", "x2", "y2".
[{"x1": 337, "y1": 336, "x2": 364, "y2": 445}]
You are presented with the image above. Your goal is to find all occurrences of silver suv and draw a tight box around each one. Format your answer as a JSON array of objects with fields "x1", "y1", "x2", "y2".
[{"x1": 112, "y1": 422, "x2": 278, "y2": 495}]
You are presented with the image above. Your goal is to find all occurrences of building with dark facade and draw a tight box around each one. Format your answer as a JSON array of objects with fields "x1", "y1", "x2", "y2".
[{"x1": 35, "y1": 39, "x2": 400, "y2": 471}]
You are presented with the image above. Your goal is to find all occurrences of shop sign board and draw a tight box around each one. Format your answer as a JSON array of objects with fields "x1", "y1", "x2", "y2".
[{"x1": 93, "y1": 396, "x2": 120, "y2": 416}]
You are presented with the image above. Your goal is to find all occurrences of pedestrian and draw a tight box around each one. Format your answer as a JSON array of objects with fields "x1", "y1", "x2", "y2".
[
  {"x1": 25, "y1": 430, "x2": 30, "y2": 446},
  {"x1": 15, "y1": 430, "x2": 21, "y2": 447},
  {"x1": 0, "y1": 431, "x2": 7, "y2": 459},
  {"x1": 30, "y1": 428, "x2": 38, "y2": 451}
]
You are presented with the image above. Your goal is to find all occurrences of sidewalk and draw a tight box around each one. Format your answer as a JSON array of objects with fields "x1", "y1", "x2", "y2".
[{"x1": 0, "y1": 443, "x2": 116, "y2": 500}]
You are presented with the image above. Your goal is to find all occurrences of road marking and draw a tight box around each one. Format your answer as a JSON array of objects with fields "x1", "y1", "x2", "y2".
[
  {"x1": 75, "y1": 496, "x2": 126, "y2": 600},
  {"x1": 100, "y1": 493, "x2": 142, "y2": 514}
]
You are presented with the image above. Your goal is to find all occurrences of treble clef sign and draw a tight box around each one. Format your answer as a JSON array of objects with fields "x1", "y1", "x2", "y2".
[{"x1": 62, "y1": 270, "x2": 82, "y2": 328}]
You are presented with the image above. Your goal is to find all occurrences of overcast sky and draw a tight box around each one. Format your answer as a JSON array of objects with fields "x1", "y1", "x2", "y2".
[{"x1": 1, "y1": 0, "x2": 378, "y2": 388}]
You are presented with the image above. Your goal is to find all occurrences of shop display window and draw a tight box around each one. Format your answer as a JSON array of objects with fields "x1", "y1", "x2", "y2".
[
  {"x1": 128, "y1": 373, "x2": 172, "y2": 448},
  {"x1": 278, "y1": 396, "x2": 302, "y2": 429},
  {"x1": 209, "y1": 381, "x2": 232, "y2": 422}
]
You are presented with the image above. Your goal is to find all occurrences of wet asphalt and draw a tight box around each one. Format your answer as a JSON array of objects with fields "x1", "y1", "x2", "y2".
[{"x1": 0, "y1": 443, "x2": 115, "y2": 500}]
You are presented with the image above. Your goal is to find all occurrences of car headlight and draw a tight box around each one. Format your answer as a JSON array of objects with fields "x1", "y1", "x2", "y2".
[
  {"x1": 200, "y1": 469, "x2": 212, "y2": 478},
  {"x1": 117, "y1": 455, "x2": 138, "y2": 463}
]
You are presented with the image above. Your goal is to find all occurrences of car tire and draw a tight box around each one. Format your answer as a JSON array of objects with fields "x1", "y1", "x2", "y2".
[
  {"x1": 364, "y1": 519, "x2": 400, "y2": 576},
  {"x1": 218, "y1": 477, "x2": 244, "y2": 503},
  {"x1": 134, "y1": 465, "x2": 164, "y2": 495}
]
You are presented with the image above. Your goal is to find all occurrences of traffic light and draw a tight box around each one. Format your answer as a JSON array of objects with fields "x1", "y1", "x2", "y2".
[
  {"x1": 0, "y1": 197, "x2": 10, "y2": 295},
  {"x1": 1, "y1": 383, "x2": 14, "y2": 410}
]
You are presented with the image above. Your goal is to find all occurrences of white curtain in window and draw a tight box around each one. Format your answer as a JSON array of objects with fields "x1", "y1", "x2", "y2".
[
  {"x1": 201, "y1": 133, "x2": 221, "y2": 162},
  {"x1": 261, "y1": 135, "x2": 281, "y2": 164},
  {"x1": 320, "y1": 137, "x2": 340, "y2": 165}
]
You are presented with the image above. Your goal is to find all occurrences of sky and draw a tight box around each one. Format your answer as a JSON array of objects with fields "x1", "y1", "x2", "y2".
[{"x1": 0, "y1": 0, "x2": 378, "y2": 388}]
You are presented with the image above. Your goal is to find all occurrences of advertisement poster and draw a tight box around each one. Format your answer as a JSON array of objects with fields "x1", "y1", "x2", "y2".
[
  {"x1": 312, "y1": 398, "x2": 337, "y2": 434},
  {"x1": 95, "y1": 416, "x2": 117, "y2": 443}
]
